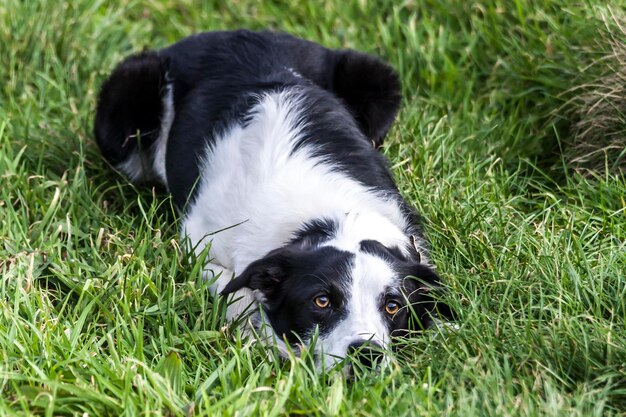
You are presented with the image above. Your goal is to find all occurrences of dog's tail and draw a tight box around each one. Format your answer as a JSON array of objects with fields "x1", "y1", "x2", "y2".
[{"x1": 94, "y1": 51, "x2": 173, "y2": 185}]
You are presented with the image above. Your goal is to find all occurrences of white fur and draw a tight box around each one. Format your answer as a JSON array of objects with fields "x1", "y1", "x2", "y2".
[
  {"x1": 117, "y1": 150, "x2": 146, "y2": 182},
  {"x1": 153, "y1": 83, "x2": 175, "y2": 185},
  {"x1": 327, "y1": 211, "x2": 409, "y2": 257},
  {"x1": 284, "y1": 66, "x2": 303, "y2": 79}
]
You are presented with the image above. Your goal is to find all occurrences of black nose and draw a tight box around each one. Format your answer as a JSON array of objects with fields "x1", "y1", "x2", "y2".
[{"x1": 347, "y1": 340, "x2": 384, "y2": 369}]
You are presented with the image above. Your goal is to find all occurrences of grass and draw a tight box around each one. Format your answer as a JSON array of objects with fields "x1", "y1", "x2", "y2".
[
  {"x1": 564, "y1": 11, "x2": 626, "y2": 176},
  {"x1": 1, "y1": 0, "x2": 625, "y2": 416}
]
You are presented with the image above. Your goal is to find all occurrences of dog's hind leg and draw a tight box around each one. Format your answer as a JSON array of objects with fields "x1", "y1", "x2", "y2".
[{"x1": 94, "y1": 51, "x2": 173, "y2": 186}]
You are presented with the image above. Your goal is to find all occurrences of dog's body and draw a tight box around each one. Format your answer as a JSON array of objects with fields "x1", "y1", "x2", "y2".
[{"x1": 95, "y1": 30, "x2": 451, "y2": 368}]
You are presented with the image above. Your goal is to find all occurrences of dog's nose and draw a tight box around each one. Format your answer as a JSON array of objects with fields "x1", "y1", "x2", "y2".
[{"x1": 347, "y1": 340, "x2": 384, "y2": 369}]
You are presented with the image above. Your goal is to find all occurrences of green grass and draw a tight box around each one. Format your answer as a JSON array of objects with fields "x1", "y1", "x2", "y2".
[{"x1": 1, "y1": 0, "x2": 625, "y2": 416}]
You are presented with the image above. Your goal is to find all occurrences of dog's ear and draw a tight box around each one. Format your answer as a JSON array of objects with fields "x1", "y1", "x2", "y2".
[
  {"x1": 220, "y1": 247, "x2": 295, "y2": 299},
  {"x1": 331, "y1": 50, "x2": 402, "y2": 148},
  {"x1": 402, "y1": 265, "x2": 455, "y2": 330}
]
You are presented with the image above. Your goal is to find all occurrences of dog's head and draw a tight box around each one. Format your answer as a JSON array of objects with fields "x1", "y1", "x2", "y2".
[{"x1": 221, "y1": 238, "x2": 453, "y2": 370}]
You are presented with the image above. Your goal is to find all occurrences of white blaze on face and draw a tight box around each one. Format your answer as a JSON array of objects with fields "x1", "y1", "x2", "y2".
[{"x1": 317, "y1": 251, "x2": 396, "y2": 368}]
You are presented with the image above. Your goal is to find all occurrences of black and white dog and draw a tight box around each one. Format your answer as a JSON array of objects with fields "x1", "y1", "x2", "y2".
[{"x1": 94, "y1": 30, "x2": 453, "y2": 369}]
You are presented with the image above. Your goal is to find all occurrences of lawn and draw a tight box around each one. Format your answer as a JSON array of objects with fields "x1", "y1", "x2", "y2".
[{"x1": 1, "y1": 0, "x2": 625, "y2": 416}]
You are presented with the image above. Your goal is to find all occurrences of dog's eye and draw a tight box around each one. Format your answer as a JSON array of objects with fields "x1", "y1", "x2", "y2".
[
  {"x1": 385, "y1": 300, "x2": 400, "y2": 315},
  {"x1": 314, "y1": 295, "x2": 330, "y2": 308}
]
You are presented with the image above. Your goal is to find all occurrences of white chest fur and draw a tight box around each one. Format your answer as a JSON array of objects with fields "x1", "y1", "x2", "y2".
[{"x1": 181, "y1": 89, "x2": 410, "y2": 277}]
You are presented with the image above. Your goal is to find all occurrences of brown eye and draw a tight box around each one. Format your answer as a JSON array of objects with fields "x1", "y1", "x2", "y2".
[
  {"x1": 314, "y1": 295, "x2": 330, "y2": 308},
  {"x1": 385, "y1": 300, "x2": 400, "y2": 315}
]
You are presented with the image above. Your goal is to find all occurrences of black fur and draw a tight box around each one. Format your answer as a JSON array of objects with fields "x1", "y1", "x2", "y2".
[
  {"x1": 221, "y1": 244, "x2": 354, "y2": 344},
  {"x1": 333, "y1": 50, "x2": 402, "y2": 147},
  {"x1": 94, "y1": 51, "x2": 170, "y2": 168}
]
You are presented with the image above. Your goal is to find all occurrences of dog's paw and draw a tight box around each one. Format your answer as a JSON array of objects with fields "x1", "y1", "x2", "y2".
[
  {"x1": 202, "y1": 262, "x2": 235, "y2": 293},
  {"x1": 203, "y1": 262, "x2": 257, "y2": 322}
]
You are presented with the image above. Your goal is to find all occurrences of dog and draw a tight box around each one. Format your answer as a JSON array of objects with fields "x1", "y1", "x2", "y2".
[{"x1": 94, "y1": 30, "x2": 453, "y2": 370}]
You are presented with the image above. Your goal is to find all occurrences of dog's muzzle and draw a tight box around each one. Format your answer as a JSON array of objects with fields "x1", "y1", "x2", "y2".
[{"x1": 347, "y1": 339, "x2": 384, "y2": 369}]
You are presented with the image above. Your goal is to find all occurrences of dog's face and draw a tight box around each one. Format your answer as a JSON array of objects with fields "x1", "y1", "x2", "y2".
[{"x1": 221, "y1": 239, "x2": 452, "y2": 369}]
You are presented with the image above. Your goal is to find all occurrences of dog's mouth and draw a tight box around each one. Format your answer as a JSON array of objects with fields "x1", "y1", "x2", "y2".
[
  {"x1": 347, "y1": 341, "x2": 386, "y2": 368},
  {"x1": 309, "y1": 339, "x2": 390, "y2": 374}
]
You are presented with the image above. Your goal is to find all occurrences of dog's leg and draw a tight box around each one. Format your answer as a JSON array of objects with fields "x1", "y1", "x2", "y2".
[
  {"x1": 203, "y1": 262, "x2": 257, "y2": 321},
  {"x1": 203, "y1": 262, "x2": 234, "y2": 293},
  {"x1": 204, "y1": 263, "x2": 290, "y2": 358},
  {"x1": 94, "y1": 51, "x2": 172, "y2": 185}
]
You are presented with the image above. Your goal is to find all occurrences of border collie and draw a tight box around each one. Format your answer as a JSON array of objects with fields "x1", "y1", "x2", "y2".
[{"x1": 94, "y1": 30, "x2": 453, "y2": 370}]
